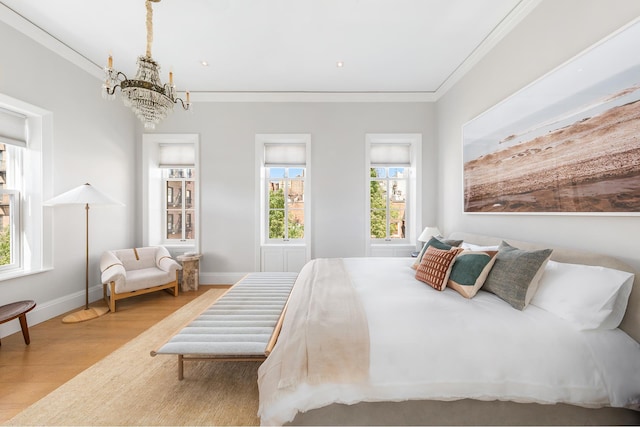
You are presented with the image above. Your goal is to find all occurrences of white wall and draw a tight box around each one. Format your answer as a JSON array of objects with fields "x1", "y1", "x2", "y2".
[
  {"x1": 5, "y1": 0, "x2": 639, "y2": 335},
  {"x1": 0, "y1": 19, "x2": 137, "y2": 337},
  {"x1": 141, "y1": 102, "x2": 435, "y2": 278},
  {"x1": 436, "y1": 0, "x2": 640, "y2": 270}
]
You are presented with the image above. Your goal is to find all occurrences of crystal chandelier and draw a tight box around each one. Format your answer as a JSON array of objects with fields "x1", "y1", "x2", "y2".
[{"x1": 102, "y1": 0, "x2": 190, "y2": 129}]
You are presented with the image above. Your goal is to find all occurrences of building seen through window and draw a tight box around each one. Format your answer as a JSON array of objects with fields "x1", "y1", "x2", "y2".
[
  {"x1": 0, "y1": 143, "x2": 20, "y2": 268},
  {"x1": 0, "y1": 144, "x2": 9, "y2": 265},
  {"x1": 267, "y1": 167, "x2": 305, "y2": 240},
  {"x1": 165, "y1": 168, "x2": 195, "y2": 241}
]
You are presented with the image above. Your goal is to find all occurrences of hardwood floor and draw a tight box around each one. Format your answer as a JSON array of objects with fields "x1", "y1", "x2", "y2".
[{"x1": 0, "y1": 285, "x2": 228, "y2": 423}]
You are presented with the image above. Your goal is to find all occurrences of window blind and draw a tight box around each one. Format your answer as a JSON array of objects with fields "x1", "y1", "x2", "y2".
[
  {"x1": 0, "y1": 107, "x2": 27, "y2": 147},
  {"x1": 370, "y1": 143, "x2": 411, "y2": 166},
  {"x1": 159, "y1": 143, "x2": 195, "y2": 167},
  {"x1": 264, "y1": 143, "x2": 306, "y2": 166}
]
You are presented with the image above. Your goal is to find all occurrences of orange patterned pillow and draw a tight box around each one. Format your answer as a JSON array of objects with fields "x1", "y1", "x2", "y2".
[{"x1": 415, "y1": 246, "x2": 464, "y2": 291}]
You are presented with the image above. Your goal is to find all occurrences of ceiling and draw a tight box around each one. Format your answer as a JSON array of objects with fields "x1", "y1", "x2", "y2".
[{"x1": 0, "y1": 0, "x2": 536, "y2": 98}]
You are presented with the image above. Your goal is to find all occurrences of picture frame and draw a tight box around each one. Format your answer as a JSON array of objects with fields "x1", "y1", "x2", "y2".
[{"x1": 462, "y1": 19, "x2": 640, "y2": 215}]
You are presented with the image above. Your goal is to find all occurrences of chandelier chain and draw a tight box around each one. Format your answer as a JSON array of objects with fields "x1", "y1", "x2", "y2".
[{"x1": 146, "y1": 0, "x2": 153, "y2": 58}]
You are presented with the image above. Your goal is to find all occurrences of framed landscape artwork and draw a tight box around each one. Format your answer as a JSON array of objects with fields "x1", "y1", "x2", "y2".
[{"x1": 463, "y1": 20, "x2": 640, "y2": 215}]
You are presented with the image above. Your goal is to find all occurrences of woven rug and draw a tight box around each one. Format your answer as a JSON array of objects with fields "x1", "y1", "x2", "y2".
[{"x1": 5, "y1": 289, "x2": 261, "y2": 426}]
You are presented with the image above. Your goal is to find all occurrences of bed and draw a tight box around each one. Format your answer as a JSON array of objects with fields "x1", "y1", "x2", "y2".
[{"x1": 257, "y1": 232, "x2": 640, "y2": 426}]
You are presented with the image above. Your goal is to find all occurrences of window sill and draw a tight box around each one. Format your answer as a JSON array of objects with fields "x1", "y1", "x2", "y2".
[
  {"x1": 262, "y1": 242, "x2": 306, "y2": 247},
  {"x1": 370, "y1": 242, "x2": 415, "y2": 246},
  {"x1": 0, "y1": 266, "x2": 52, "y2": 282}
]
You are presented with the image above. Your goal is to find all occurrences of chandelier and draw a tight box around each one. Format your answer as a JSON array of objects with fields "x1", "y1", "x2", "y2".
[{"x1": 102, "y1": 0, "x2": 190, "y2": 129}]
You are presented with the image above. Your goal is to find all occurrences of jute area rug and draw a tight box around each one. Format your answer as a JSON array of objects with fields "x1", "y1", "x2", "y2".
[{"x1": 5, "y1": 289, "x2": 262, "y2": 426}]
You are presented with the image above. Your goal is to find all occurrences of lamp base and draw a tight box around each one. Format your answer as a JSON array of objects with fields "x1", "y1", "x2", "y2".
[{"x1": 62, "y1": 306, "x2": 109, "y2": 324}]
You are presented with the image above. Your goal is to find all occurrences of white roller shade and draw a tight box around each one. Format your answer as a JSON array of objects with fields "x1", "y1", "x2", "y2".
[
  {"x1": 264, "y1": 143, "x2": 306, "y2": 166},
  {"x1": 159, "y1": 143, "x2": 195, "y2": 167},
  {"x1": 370, "y1": 143, "x2": 411, "y2": 166},
  {"x1": 0, "y1": 107, "x2": 27, "y2": 147}
]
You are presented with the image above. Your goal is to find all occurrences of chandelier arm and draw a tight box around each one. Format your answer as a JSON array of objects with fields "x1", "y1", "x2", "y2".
[
  {"x1": 114, "y1": 70, "x2": 129, "y2": 82},
  {"x1": 174, "y1": 97, "x2": 191, "y2": 111},
  {"x1": 104, "y1": 84, "x2": 122, "y2": 96}
]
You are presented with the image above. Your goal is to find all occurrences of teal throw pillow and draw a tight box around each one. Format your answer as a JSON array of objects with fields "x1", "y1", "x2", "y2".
[{"x1": 448, "y1": 250, "x2": 498, "y2": 298}]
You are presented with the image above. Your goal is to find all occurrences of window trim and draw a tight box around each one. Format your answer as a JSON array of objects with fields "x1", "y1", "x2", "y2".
[
  {"x1": 0, "y1": 94, "x2": 51, "y2": 282},
  {"x1": 365, "y1": 133, "x2": 422, "y2": 255},
  {"x1": 141, "y1": 134, "x2": 200, "y2": 252}
]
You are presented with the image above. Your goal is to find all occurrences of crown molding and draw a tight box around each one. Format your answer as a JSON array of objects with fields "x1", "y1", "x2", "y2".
[
  {"x1": 1, "y1": 1, "x2": 539, "y2": 103},
  {"x1": 0, "y1": 3, "x2": 103, "y2": 80},
  {"x1": 433, "y1": 0, "x2": 542, "y2": 100},
  {"x1": 188, "y1": 91, "x2": 437, "y2": 103}
]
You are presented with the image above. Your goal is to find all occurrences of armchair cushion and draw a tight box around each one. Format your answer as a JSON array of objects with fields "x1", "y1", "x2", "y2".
[
  {"x1": 100, "y1": 251, "x2": 126, "y2": 291},
  {"x1": 118, "y1": 247, "x2": 157, "y2": 271},
  {"x1": 126, "y1": 268, "x2": 175, "y2": 292},
  {"x1": 156, "y1": 246, "x2": 181, "y2": 275}
]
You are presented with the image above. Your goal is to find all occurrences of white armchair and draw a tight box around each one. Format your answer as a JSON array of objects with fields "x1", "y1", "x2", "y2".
[{"x1": 100, "y1": 246, "x2": 182, "y2": 312}]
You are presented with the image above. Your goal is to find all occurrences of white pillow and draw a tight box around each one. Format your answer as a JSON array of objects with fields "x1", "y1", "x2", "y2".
[
  {"x1": 460, "y1": 242, "x2": 500, "y2": 251},
  {"x1": 530, "y1": 260, "x2": 634, "y2": 330}
]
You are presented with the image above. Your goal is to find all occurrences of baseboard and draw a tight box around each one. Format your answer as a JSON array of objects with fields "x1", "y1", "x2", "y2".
[
  {"x1": 0, "y1": 284, "x2": 104, "y2": 340},
  {"x1": 1, "y1": 272, "x2": 280, "y2": 339}
]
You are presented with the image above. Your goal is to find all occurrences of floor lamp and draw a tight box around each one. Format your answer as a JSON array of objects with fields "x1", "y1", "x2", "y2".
[{"x1": 44, "y1": 183, "x2": 124, "y2": 323}]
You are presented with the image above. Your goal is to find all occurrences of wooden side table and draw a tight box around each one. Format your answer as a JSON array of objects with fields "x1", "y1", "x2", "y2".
[
  {"x1": 0, "y1": 300, "x2": 36, "y2": 346},
  {"x1": 177, "y1": 254, "x2": 202, "y2": 292}
]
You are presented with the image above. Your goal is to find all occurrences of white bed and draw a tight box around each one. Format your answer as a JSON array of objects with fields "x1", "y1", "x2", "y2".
[{"x1": 257, "y1": 232, "x2": 640, "y2": 426}]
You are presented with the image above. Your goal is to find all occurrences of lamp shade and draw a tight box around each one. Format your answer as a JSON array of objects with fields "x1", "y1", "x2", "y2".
[
  {"x1": 418, "y1": 226, "x2": 441, "y2": 242},
  {"x1": 43, "y1": 183, "x2": 123, "y2": 206}
]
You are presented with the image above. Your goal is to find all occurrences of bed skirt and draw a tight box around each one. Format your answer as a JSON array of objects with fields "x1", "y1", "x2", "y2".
[{"x1": 290, "y1": 399, "x2": 640, "y2": 426}]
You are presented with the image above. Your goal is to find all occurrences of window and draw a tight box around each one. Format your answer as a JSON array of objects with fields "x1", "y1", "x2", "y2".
[
  {"x1": 0, "y1": 96, "x2": 50, "y2": 279},
  {"x1": 142, "y1": 134, "x2": 199, "y2": 250},
  {"x1": 262, "y1": 141, "x2": 307, "y2": 243},
  {"x1": 366, "y1": 134, "x2": 421, "y2": 251},
  {"x1": 256, "y1": 134, "x2": 310, "y2": 272}
]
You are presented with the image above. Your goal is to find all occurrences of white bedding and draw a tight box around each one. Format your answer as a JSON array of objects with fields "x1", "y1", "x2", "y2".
[{"x1": 258, "y1": 257, "x2": 640, "y2": 426}]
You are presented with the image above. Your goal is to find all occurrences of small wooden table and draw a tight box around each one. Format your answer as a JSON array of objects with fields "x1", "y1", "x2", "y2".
[
  {"x1": 177, "y1": 254, "x2": 202, "y2": 292},
  {"x1": 0, "y1": 300, "x2": 36, "y2": 346}
]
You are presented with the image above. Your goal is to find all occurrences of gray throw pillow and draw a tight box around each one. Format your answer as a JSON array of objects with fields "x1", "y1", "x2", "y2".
[
  {"x1": 438, "y1": 236, "x2": 463, "y2": 248},
  {"x1": 483, "y1": 241, "x2": 553, "y2": 310}
]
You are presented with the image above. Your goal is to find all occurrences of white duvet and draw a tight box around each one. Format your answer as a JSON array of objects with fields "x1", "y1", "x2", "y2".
[{"x1": 258, "y1": 257, "x2": 640, "y2": 425}]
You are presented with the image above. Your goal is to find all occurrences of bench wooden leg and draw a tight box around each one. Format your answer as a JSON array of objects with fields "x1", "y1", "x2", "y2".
[
  {"x1": 18, "y1": 314, "x2": 31, "y2": 345},
  {"x1": 178, "y1": 355, "x2": 184, "y2": 381}
]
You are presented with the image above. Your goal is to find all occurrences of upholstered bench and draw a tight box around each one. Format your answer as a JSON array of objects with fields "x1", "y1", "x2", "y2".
[{"x1": 152, "y1": 272, "x2": 297, "y2": 379}]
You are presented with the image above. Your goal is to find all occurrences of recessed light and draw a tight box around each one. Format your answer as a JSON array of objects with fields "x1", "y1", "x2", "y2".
[
  {"x1": 336, "y1": 61, "x2": 344, "y2": 68},
  {"x1": 200, "y1": 61, "x2": 209, "y2": 67}
]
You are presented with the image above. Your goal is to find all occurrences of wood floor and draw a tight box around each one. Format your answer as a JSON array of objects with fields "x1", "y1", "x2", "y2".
[{"x1": 0, "y1": 285, "x2": 228, "y2": 423}]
